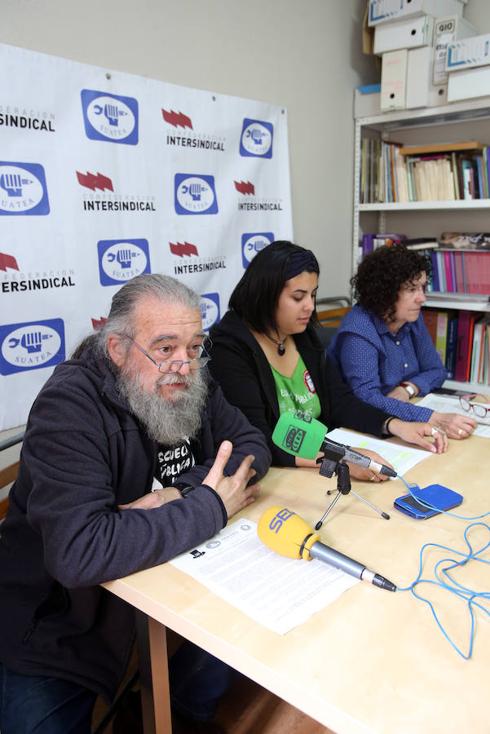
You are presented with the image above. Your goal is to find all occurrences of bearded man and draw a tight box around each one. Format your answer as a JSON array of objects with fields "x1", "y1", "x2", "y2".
[{"x1": 0, "y1": 274, "x2": 270, "y2": 734}]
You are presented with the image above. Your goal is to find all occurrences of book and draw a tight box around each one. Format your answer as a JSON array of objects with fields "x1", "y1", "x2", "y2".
[
  {"x1": 398, "y1": 141, "x2": 483, "y2": 156},
  {"x1": 445, "y1": 313, "x2": 459, "y2": 379},
  {"x1": 423, "y1": 309, "x2": 438, "y2": 346},
  {"x1": 435, "y1": 311, "x2": 449, "y2": 363},
  {"x1": 454, "y1": 311, "x2": 474, "y2": 382}
]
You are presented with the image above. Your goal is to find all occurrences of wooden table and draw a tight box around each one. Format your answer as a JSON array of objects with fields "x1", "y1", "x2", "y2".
[{"x1": 104, "y1": 435, "x2": 490, "y2": 734}]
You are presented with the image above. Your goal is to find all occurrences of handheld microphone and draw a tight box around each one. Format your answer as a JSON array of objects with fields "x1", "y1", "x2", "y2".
[
  {"x1": 258, "y1": 505, "x2": 397, "y2": 592},
  {"x1": 272, "y1": 412, "x2": 397, "y2": 478}
]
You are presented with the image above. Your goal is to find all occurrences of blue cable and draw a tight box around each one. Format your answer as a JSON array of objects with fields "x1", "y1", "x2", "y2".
[{"x1": 394, "y1": 476, "x2": 490, "y2": 659}]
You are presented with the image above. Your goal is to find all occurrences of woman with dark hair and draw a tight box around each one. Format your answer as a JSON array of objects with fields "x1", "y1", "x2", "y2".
[
  {"x1": 329, "y1": 244, "x2": 476, "y2": 440},
  {"x1": 209, "y1": 241, "x2": 446, "y2": 478}
]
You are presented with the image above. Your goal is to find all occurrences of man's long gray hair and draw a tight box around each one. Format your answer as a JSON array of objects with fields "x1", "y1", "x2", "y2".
[{"x1": 95, "y1": 273, "x2": 201, "y2": 358}]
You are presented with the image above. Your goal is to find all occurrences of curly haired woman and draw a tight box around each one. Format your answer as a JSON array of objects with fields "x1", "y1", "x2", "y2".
[{"x1": 329, "y1": 244, "x2": 476, "y2": 440}]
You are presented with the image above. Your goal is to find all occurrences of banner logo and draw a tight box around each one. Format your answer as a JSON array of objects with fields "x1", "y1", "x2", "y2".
[
  {"x1": 175, "y1": 174, "x2": 218, "y2": 215},
  {"x1": 235, "y1": 179, "x2": 283, "y2": 212},
  {"x1": 0, "y1": 319, "x2": 65, "y2": 375},
  {"x1": 0, "y1": 162, "x2": 50, "y2": 216},
  {"x1": 241, "y1": 232, "x2": 274, "y2": 267},
  {"x1": 76, "y1": 171, "x2": 114, "y2": 192},
  {"x1": 162, "y1": 109, "x2": 193, "y2": 129},
  {"x1": 200, "y1": 293, "x2": 220, "y2": 331},
  {"x1": 97, "y1": 239, "x2": 151, "y2": 285},
  {"x1": 170, "y1": 241, "x2": 199, "y2": 257},
  {"x1": 0, "y1": 252, "x2": 19, "y2": 272},
  {"x1": 234, "y1": 180, "x2": 255, "y2": 195},
  {"x1": 240, "y1": 118, "x2": 273, "y2": 158},
  {"x1": 81, "y1": 90, "x2": 139, "y2": 145}
]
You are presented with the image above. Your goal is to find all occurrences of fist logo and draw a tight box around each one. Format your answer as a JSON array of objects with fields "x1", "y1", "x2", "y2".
[{"x1": 0, "y1": 173, "x2": 31, "y2": 197}]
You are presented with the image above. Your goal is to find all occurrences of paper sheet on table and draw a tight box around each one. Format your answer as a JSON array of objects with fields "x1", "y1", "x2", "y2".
[
  {"x1": 170, "y1": 519, "x2": 358, "y2": 635},
  {"x1": 416, "y1": 394, "x2": 490, "y2": 438},
  {"x1": 326, "y1": 428, "x2": 431, "y2": 475}
]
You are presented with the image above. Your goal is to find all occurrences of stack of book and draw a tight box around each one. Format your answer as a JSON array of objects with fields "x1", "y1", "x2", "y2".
[
  {"x1": 360, "y1": 140, "x2": 490, "y2": 203},
  {"x1": 424, "y1": 309, "x2": 490, "y2": 384}
]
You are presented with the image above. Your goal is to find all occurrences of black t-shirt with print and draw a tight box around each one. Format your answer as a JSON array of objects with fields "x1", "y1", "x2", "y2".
[{"x1": 154, "y1": 438, "x2": 196, "y2": 487}]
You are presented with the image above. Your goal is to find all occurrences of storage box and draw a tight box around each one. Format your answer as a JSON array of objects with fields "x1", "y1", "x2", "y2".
[
  {"x1": 382, "y1": 47, "x2": 448, "y2": 111},
  {"x1": 368, "y1": 0, "x2": 464, "y2": 27},
  {"x1": 448, "y1": 65, "x2": 490, "y2": 101},
  {"x1": 446, "y1": 33, "x2": 490, "y2": 71},
  {"x1": 433, "y1": 16, "x2": 477, "y2": 85},
  {"x1": 374, "y1": 14, "x2": 435, "y2": 55},
  {"x1": 381, "y1": 49, "x2": 408, "y2": 110},
  {"x1": 354, "y1": 85, "x2": 382, "y2": 118}
]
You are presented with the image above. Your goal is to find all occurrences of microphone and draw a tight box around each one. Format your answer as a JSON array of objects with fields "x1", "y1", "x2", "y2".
[
  {"x1": 258, "y1": 505, "x2": 397, "y2": 592},
  {"x1": 272, "y1": 412, "x2": 397, "y2": 478}
]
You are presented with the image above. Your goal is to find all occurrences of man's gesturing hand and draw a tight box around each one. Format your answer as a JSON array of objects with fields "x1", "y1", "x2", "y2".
[{"x1": 204, "y1": 441, "x2": 260, "y2": 519}]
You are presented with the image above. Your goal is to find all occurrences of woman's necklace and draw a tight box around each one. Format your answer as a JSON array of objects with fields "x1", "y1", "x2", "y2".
[{"x1": 265, "y1": 333, "x2": 287, "y2": 356}]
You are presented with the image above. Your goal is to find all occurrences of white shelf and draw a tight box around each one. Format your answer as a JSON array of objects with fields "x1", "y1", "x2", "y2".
[
  {"x1": 359, "y1": 200, "x2": 490, "y2": 212},
  {"x1": 425, "y1": 298, "x2": 490, "y2": 312},
  {"x1": 444, "y1": 379, "x2": 490, "y2": 395}
]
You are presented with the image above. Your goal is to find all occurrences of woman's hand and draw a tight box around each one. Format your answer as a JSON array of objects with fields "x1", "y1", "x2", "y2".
[
  {"x1": 386, "y1": 386, "x2": 411, "y2": 402},
  {"x1": 346, "y1": 448, "x2": 394, "y2": 483},
  {"x1": 430, "y1": 411, "x2": 477, "y2": 440},
  {"x1": 388, "y1": 418, "x2": 448, "y2": 453}
]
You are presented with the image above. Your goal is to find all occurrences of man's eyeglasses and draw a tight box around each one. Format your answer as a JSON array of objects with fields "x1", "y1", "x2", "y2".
[
  {"x1": 459, "y1": 395, "x2": 489, "y2": 420},
  {"x1": 126, "y1": 336, "x2": 211, "y2": 373}
]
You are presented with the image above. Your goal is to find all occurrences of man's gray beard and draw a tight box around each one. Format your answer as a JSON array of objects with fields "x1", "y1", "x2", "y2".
[{"x1": 117, "y1": 367, "x2": 208, "y2": 445}]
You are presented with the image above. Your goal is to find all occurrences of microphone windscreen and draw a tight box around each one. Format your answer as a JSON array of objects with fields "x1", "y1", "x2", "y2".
[
  {"x1": 271, "y1": 412, "x2": 326, "y2": 459},
  {"x1": 257, "y1": 505, "x2": 318, "y2": 559}
]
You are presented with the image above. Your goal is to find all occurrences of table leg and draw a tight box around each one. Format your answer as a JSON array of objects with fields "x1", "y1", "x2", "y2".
[{"x1": 136, "y1": 612, "x2": 172, "y2": 734}]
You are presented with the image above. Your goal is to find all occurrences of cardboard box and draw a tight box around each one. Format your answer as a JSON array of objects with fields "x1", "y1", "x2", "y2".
[
  {"x1": 381, "y1": 49, "x2": 408, "y2": 110},
  {"x1": 406, "y1": 46, "x2": 433, "y2": 108},
  {"x1": 354, "y1": 85, "x2": 382, "y2": 117},
  {"x1": 368, "y1": 0, "x2": 464, "y2": 27},
  {"x1": 433, "y1": 16, "x2": 477, "y2": 85},
  {"x1": 374, "y1": 15, "x2": 435, "y2": 55},
  {"x1": 448, "y1": 65, "x2": 490, "y2": 101},
  {"x1": 446, "y1": 33, "x2": 490, "y2": 71},
  {"x1": 382, "y1": 47, "x2": 448, "y2": 111}
]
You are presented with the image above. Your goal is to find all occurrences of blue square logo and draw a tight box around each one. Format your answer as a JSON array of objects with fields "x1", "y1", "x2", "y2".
[
  {"x1": 241, "y1": 232, "x2": 274, "y2": 268},
  {"x1": 200, "y1": 293, "x2": 220, "y2": 331},
  {"x1": 239, "y1": 118, "x2": 273, "y2": 158},
  {"x1": 0, "y1": 162, "x2": 50, "y2": 216},
  {"x1": 97, "y1": 239, "x2": 151, "y2": 286},
  {"x1": 81, "y1": 89, "x2": 139, "y2": 145},
  {"x1": 174, "y1": 174, "x2": 218, "y2": 215},
  {"x1": 0, "y1": 319, "x2": 65, "y2": 375}
]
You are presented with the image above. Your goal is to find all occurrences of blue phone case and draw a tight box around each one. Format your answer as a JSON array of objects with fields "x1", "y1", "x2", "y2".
[{"x1": 394, "y1": 484, "x2": 463, "y2": 519}]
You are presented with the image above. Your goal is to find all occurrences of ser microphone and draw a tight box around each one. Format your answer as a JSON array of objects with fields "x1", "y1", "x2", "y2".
[
  {"x1": 272, "y1": 412, "x2": 397, "y2": 478},
  {"x1": 258, "y1": 505, "x2": 397, "y2": 592}
]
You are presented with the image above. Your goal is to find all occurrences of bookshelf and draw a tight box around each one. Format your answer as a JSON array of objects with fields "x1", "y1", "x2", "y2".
[{"x1": 353, "y1": 97, "x2": 490, "y2": 393}]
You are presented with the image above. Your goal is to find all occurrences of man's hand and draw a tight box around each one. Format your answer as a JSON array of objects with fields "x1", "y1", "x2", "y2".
[
  {"x1": 119, "y1": 487, "x2": 182, "y2": 510},
  {"x1": 388, "y1": 419, "x2": 448, "y2": 453},
  {"x1": 430, "y1": 411, "x2": 477, "y2": 440},
  {"x1": 347, "y1": 448, "x2": 394, "y2": 482},
  {"x1": 204, "y1": 440, "x2": 260, "y2": 518}
]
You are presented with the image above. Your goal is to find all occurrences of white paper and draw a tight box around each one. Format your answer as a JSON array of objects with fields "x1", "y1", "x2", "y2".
[
  {"x1": 325, "y1": 428, "x2": 431, "y2": 476},
  {"x1": 170, "y1": 520, "x2": 358, "y2": 634},
  {"x1": 416, "y1": 394, "x2": 490, "y2": 438}
]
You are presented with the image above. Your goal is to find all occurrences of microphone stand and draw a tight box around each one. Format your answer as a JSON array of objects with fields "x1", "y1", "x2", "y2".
[{"x1": 314, "y1": 448, "x2": 390, "y2": 531}]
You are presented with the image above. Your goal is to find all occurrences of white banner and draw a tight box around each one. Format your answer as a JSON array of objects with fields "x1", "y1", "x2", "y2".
[{"x1": 0, "y1": 44, "x2": 293, "y2": 430}]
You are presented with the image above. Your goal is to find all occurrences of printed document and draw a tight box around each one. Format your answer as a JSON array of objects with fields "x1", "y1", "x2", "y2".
[
  {"x1": 326, "y1": 427, "x2": 431, "y2": 475},
  {"x1": 416, "y1": 394, "x2": 490, "y2": 438},
  {"x1": 170, "y1": 519, "x2": 358, "y2": 634}
]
